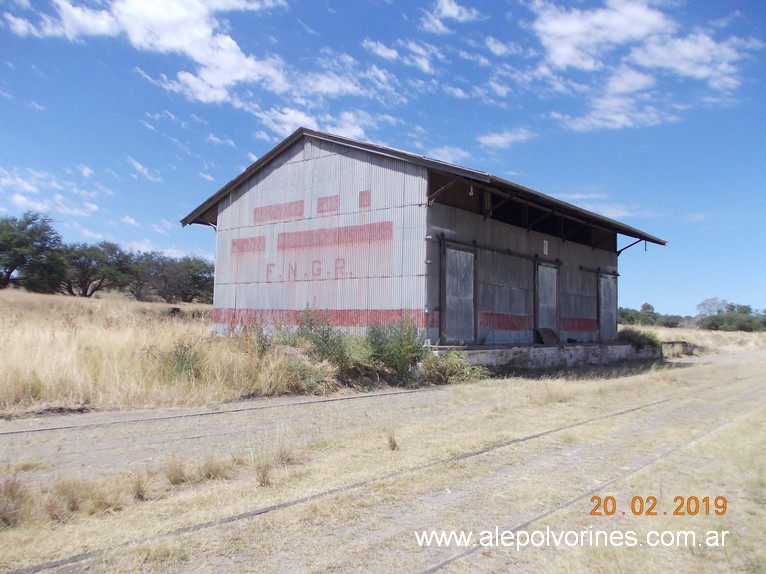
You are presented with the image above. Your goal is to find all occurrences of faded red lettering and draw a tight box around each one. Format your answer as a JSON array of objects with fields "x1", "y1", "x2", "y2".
[
  {"x1": 334, "y1": 258, "x2": 346, "y2": 278},
  {"x1": 254, "y1": 200, "x2": 304, "y2": 224},
  {"x1": 231, "y1": 236, "x2": 265, "y2": 253},
  {"x1": 311, "y1": 260, "x2": 321, "y2": 278},
  {"x1": 358, "y1": 190, "x2": 371, "y2": 209},
  {"x1": 277, "y1": 221, "x2": 393, "y2": 251},
  {"x1": 317, "y1": 194, "x2": 340, "y2": 214}
]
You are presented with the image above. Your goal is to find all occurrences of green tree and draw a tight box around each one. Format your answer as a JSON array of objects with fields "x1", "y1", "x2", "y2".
[
  {"x1": 173, "y1": 255, "x2": 214, "y2": 303},
  {"x1": 638, "y1": 303, "x2": 658, "y2": 325},
  {"x1": 0, "y1": 212, "x2": 64, "y2": 290},
  {"x1": 62, "y1": 242, "x2": 132, "y2": 297},
  {"x1": 126, "y1": 251, "x2": 167, "y2": 301}
]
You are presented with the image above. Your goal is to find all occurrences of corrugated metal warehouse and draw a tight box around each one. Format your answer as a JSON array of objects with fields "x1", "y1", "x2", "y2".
[{"x1": 182, "y1": 128, "x2": 665, "y2": 346}]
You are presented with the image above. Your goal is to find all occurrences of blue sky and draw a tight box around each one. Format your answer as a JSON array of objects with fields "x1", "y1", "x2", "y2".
[{"x1": 1, "y1": 0, "x2": 764, "y2": 316}]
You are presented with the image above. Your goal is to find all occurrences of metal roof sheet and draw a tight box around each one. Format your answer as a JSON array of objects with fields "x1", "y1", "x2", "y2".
[{"x1": 181, "y1": 127, "x2": 666, "y2": 246}]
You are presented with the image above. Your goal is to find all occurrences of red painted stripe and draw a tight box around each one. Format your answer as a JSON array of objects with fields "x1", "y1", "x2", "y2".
[
  {"x1": 479, "y1": 312, "x2": 534, "y2": 331},
  {"x1": 231, "y1": 236, "x2": 266, "y2": 254},
  {"x1": 213, "y1": 308, "x2": 427, "y2": 328},
  {"x1": 277, "y1": 221, "x2": 393, "y2": 251},
  {"x1": 317, "y1": 194, "x2": 340, "y2": 214},
  {"x1": 560, "y1": 317, "x2": 598, "y2": 332},
  {"x1": 254, "y1": 200, "x2": 304, "y2": 224},
  {"x1": 358, "y1": 190, "x2": 371, "y2": 209}
]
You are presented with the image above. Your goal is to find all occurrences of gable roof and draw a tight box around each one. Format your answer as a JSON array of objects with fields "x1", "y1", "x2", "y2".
[{"x1": 181, "y1": 127, "x2": 666, "y2": 247}]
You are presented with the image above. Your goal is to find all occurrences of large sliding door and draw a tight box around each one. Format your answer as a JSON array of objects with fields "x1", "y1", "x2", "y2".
[
  {"x1": 536, "y1": 263, "x2": 559, "y2": 339},
  {"x1": 599, "y1": 273, "x2": 618, "y2": 341},
  {"x1": 441, "y1": 246, "x2": 475, "y2": 344}
]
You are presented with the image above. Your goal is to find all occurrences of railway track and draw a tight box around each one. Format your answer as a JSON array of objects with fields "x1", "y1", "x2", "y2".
[{"x1": 10, "y1": 371, "x2": 764, "y2": 574}]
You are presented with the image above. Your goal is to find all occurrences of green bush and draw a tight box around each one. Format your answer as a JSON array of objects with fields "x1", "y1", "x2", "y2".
[
  {"x1": 366, "y1": 318, "x2": 424, "y2": 382},
  {"x1": 419, "y1": 351, "x2": 490, "y2": 385},
  {"x1": 296, "y1": 309, "x2": 351, "y2": 371},
  {"x1": 617, "y1": 328, "x2": 661, "y2": 350}
]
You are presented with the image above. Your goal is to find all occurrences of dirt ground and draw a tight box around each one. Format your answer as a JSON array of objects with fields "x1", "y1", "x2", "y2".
[{"x1": 1, "y1": 348, "x2": 764, "y2": 573}]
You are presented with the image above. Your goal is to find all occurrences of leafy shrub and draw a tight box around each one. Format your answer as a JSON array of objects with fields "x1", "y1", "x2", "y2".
[
  {"x1": 419, "y1": 350, "x2": 490, "y2": 385},
  {"x1": 617, "y1": 328, "x2": 661, "y2": 350},
  {"x1": 296, "y1": 309, "x2": 351, "y2": 371},
  {"x1": 366, "y1": 318, "x2": 424, "y2": 382}
]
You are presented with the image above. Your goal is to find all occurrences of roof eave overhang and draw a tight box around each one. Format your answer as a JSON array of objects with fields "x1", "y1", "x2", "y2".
[{"x1": 180, "y1": 127, "x2": 667, "y2": 248}]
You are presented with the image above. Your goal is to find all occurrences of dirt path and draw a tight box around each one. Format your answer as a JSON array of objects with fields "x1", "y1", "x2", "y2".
[{"x1": 1, "y1": 349, "x2": 764, "y2": 573}]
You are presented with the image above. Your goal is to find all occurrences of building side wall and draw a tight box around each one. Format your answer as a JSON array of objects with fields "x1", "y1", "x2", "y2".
[
  {"x1": 213, "y1": 137, "x2": 429, "y2": 332},
  {"x1": 426, "y1": 203, "x2": 618, "y2": 344}
]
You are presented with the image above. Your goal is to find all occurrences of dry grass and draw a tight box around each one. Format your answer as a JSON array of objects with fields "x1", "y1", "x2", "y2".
[
  {"x1": 0, "y1": 290, "x2": 336, "y2": 417},
  {"x1": 0, "y1": 352, "x2": 763, "y2": 572},
  {"x1": 621, "y1": 324, "x2": 766, "y2": 352}
]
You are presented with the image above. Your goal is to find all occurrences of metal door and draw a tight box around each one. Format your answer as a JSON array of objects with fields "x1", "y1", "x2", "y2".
[
  {"x1": 536, "y1": 264, "x2": 558, "y2": 333},
  {"x1": 443, "y1": 247, "x2": 475, "y2": 344},
  {"x1": 599, "y1": 273, "x2": 617, "y2": 341}
]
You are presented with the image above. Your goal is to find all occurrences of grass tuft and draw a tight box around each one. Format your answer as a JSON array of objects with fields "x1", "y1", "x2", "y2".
[
  {"x1": 163, "y1": 455, "x2": 188, "y2": 486},
  {"x1": 0, "y1": 475, "x2": 30, "y2": 527}
]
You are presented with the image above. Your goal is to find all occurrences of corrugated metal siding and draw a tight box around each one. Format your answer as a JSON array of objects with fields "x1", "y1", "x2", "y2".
[
  {"x1": 212, "y1": 136, "x2": 429, "y2": 332},
  {"x1": 427, "y1": 202, "x2": 616, "y2": 345}
]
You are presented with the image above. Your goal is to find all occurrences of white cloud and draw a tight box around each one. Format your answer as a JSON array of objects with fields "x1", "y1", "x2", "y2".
[
  {"x1": 458, "y1": 49, "x2": 490, "y2": 67},
  {"x1": 151, "y1": 219, "x2": 173, "y2": 235},
  {"x1": 399, "y1": 40, "x2": 444, "y2": 75},
  {"x1": 485, "y1": 36, "x2": 521, "y2": 57},
  {"x1": 256, "y1": 107, "x2": 319, "y2": 138},
  {"x1": 127, "y1": 156, "x2": 162, "y2": 182},
  {"x1": 7, "y1": 0, "x2": 290, "y2": 105},
  {"x1": 553, "y1": 94, "x2": 672, "y2": 131},
  {"x1": 421, "y1": 0, "x2": 482, "y2": 34},
  {"x1": 577, "y1": 201, "x2": 634, "y2": 219},
  {"x1": 206, "y1": 133, "x2": 236, "y2": 147},
  {"x1": 444, "y1": 85, "x2": 468, "y2": 98},
  {"x1": 630, "y1": 32, "x2": 756, "y2": 91},
  {"x1": 530, "y1": 0, "x2": 676, "y2": 71},
  {"x1": 199, "y1": 172, "x2": 215, "y2": 181},
  {"x1": 478, "y1": 128, "x2": 535, "y2": 148},
  {"x1": 427, "y1": 145, "x2": 471, "y2": 165},
  {"x1": 362, "y1": 39, "x2": 399, "y2": 60},
  {"x1": 77, "y1": 164, "x2": 94, "y2": 178},
  {"x1": 9, "y1": 192, "x2": 49, "y2": 211},
  {"x1": 606, "y1": 65, "x2": 655, "y2": 94},
  {"x1": 121, "y1": 215, "x2": 139, "y2": 227}
]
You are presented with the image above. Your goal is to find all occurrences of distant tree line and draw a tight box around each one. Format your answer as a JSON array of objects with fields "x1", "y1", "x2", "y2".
[
  {"x1": 0, "y1": 211, "x2": 213, "y2": 303},
  {"x1": 619, "y1": 300, "x2": 766, "y2": 332}
]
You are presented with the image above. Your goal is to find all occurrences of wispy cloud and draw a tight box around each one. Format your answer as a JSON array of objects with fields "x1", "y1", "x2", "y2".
[
  {"x1": 121, "y1": 215, "x2": 139, "y2": 227},
  {"x1": 427, "y1": 145, "x2": 471, "y2": 165},
  {"x1": 421, "y1": 0, "x2": 482, "y2": 34},
  {"x1": 206, "y1": 133, "x2": 235, "y2": 147},
  {"x1": 362, "y1": 39, "x2": 399, "y2": 60},
  {"x1": 478, "y1": 128, "x2": 535, "y2": 148},
  {"x1": 6, "y1": 0, "x2": 291, "y2": 105},
  {"x1": 127, "y1": 156, "x2": 161, "y2": 182}
]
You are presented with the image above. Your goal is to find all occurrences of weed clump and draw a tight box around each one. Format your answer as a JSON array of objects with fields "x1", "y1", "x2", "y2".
[
  {"x1": 419, "y1": 351, "x2": 490, "y2": 385},
  {"x1": 0, "y1": 475, "x2": 30, "y2": 527},
  {"x1": 366, "y1": 318, "x2": 425, "y2": 383},
  {"x1": 618, "y1": 328, "x2": 661, "y2": 350}
]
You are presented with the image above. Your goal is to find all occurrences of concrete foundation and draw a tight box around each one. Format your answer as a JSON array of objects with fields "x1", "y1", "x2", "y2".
[{"x1": 431, "y1": 343, "x2": 661, "y2": 370}]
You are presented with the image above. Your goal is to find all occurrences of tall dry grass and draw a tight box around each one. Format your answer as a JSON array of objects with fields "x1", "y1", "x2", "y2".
[
  {"x1": 620, "y1": 324, "x2": 766, "y2": 352},
  {"x1": 0, "y1": 290, "x2": 336, "y2": 417}
]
